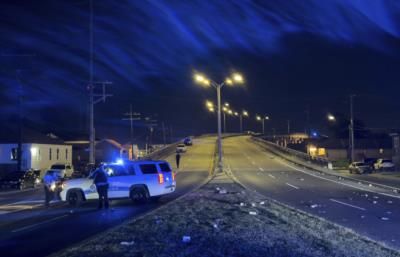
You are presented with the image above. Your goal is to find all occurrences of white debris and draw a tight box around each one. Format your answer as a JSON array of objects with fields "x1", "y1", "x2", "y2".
[
  {"x1": 386, "y1": 211, "x2": 392, "y2": 215},
  {"x1": 369, "y1": 184, "x2": 373, "y2": 187},
  {"x1": 387, "y1": 200, "x2": 393, "y2": 204},
  {"x1": 215, "y1": 187, "x2": 220, "y2": 191},
  {"x1": 251, "y1": 202, "x2": 256, "y2": 207},
  {"x1": 381, "y1": 217, "x2": 389, "y2": 221},
  {"x1": 239, "y1": 202, "x2": 245, "y2": 206},
  {"x1": 249, "y1": 211, "x2": 257, "y2": 215},
  {"x1": 70, "y1": 210, "x2": 74, "y2": 214},
  {"x1": 358, "y1": 182, "x2": 362, "y2": 185},
  {"x1": 394, "y1": 189, "x2": 398, "y2": 193},
  {"x1": 360, "y1": 215, "x2": 365, "y2": 219},
  {"x1": 373, "y1": 196, "x2": 379, "y2": 199},
  {"x1": 219, "y1": 189, "x2": 227, "y2": 194},
  {"x1": 299, "y1": 178, "x2": 304, "y2": 181},
  {"x1": 120, "y1": 241, "x2": 135, "y2": 246},
  {"x1": 213, "y1": 223, "x2": 218, "y2": 229},
  {"x1": 182, "y1": 236, "x2": 191, "y2": 243},
  {"x1": 310, "y1": 204, "x2": 318, "y2": 209},
  {"x1": 259, "y1": 201, "x2": 265, "y2": 205},
  {"x1": 373, "y1": 201, "x2": 378, "y2": 204}
]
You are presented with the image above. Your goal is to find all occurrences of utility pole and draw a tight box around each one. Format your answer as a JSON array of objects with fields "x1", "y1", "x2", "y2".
[
  {"x1": 16, "y1": 72, "x2": 23, "y2": 172},
  {"x1": 287, "y1": 120, "x2": 290, "y2": 135},
  {"x1": 87, "y1": 0, "x2": 112, "y2": 164},
  {"x1": 122, "y1": 104, "x2": 140, "y2": 159},
  {"x1": 349, "y1": 95, "x2": 356, "y2": 163},
  {"x1": 161, "y1": 122, "x2": 167, "y2": 146}
]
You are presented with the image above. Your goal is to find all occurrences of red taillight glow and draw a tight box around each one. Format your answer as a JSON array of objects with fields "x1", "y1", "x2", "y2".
[
  {"x1": 158, "y1": 173, "x2": 164, "y2": 184},
  {"x1": 172, "y1": 172, "x2": 175, "y2": 181}
]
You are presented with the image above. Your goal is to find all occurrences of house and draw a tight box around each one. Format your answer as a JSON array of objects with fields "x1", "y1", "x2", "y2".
[
  {"x1": 305, "y1": 137, "x2": 392, "y2": 161},
  {"x1": 65, "y1": 138, "x2": 135, "y2": 171},
  {"x1": 0, "y1": 128, "x2": 72, "y2": 176}
]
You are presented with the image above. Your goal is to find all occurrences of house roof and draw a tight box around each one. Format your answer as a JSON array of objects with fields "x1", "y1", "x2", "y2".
[
  {"x1": 0, "y1": 126, "x2": 65, "y2": 145},
  {"x1": 308, "y1": 137, "x2": 392, "y2": 149}
]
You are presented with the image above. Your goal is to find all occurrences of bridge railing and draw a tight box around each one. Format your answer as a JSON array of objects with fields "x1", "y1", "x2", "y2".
[{"x1": 252, "y1": 136, "x2": 330, "y2": 168}]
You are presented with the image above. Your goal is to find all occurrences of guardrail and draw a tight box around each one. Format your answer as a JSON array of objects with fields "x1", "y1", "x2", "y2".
[{"x1": 253, "y1": 136, "x2": 330, "y2": 168}]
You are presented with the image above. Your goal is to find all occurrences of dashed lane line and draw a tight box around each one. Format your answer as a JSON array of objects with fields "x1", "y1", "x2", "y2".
[
  {"x1": 258, "y1": 167, "x2": 264, "y2": 172},
  {"x1": 268, "y1": 174, "x2": 276, "y2": 179},
  {"x1": 285, "y1": 183, "x2": 299, "y2": 190},
  {"x1": 329, "y1": 198, "x2": 366, "y2": 211}
]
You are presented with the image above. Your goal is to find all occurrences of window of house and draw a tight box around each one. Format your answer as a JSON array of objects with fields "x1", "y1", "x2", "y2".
[
  {"x1": 65, "y1": 149, "x2": 68, "y2": 160},
  {"x1": 49, "y1": 148, "x2": 52, "y2": 161},
  {"x1": 10, "y1": 148, "x2": 18, "y2": 160},
  {"x1": 56, "y1": 148, "x2": 60, "y2": 160}
]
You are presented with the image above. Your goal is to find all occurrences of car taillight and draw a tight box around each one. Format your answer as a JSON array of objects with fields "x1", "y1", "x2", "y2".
[
  {"x1": 158, "y1": 173, "x2": 164, "y2": 184},
  {"x1": 172, "y1": 172, "x2": 175, "y2": 181}
]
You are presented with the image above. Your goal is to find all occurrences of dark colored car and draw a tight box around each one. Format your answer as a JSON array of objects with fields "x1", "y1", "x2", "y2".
[
  {"x1": 348, "y1": 162, "x2": 371, "y2": 174},
  {"x1": 183, "y1": 138, "x2": 193, "y2": 146},
  {"x1": 363, "y1": 158, "x2": 377, "y2": 170},
  {"x1": 0, "y1": 169, "x2": 41, "y2": 190}
]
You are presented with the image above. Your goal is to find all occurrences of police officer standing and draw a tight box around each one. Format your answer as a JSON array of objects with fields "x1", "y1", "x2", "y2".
[
  {"x1": 175, "y1": 152, "x2": 181, "y2": 169},
  {"x1": 43, "y1": 170, "x2": 56, "y2": 208},
  {"x1": 92, "y1": 166, "x2": 109, "y2": 209}
]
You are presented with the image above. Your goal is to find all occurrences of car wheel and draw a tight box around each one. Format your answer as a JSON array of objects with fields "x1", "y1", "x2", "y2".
[
  {"x1": 67, "y1": 190, "x2": 83, "y2": 207},
  {"x1": 130, "y1": 187, "x2": 149, "y2": 204}
]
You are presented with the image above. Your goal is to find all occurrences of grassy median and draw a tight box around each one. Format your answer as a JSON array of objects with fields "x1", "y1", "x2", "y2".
[{"x1": 55, "y1": 181, "x2": 400, "y2": 257}]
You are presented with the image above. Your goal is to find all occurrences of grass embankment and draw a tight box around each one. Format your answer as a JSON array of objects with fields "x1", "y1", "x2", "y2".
[{"x1": 55, "y1": 181, "x2": 400, "y2": 257}]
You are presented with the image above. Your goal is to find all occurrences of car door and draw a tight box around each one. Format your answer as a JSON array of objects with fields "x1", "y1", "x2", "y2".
[{"x1": 104, "y1": 165, "x2": 130, "y2": 199}]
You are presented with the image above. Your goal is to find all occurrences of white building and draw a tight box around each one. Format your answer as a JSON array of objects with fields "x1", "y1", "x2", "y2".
[{"x1": 0, "y1": 129, "x2": 72, "y2": 176}]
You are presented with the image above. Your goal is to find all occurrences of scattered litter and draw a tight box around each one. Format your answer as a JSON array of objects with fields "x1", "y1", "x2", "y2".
[
  {"x1": 358, "y1": 182, "x2": 362, "y2": 185},
  {"x1": 215, "y1": 187, "x2": 220, "y2": 191},
  {"x1": 219, "y1": 189, "x2": 227, "y2": 194},
  {"x1": 381, "y1": 217, "x2": 389, "y2": 221},
  {"x1": 360, "y1": 215, "x2": 365, "y2": 219},
  {"x1": 259, "y1": 201, "x2": 265, "y2": 205},
  {"x1": 373, "y1": 196, "x2": 379, "y2": 199},
  {"x1": 368, "y1": 184, "x2": 373, "y2": 187},
  {"x1": 364, "y1": 194, "x2": 369, "y2": 198},
  {"x1": 239, "y1": 202, "x2": 245, "y2": 206},
  {"x1": 69, "y1": 210, "x2": 74, "y2": 214},
  {"x1": 120, "y1": 241, "x2": 134, "y2": 246},
  {"x1": 338, "y1": 177, "x2": 342, "y2": 180},
  {"x1": 182, "y1": 236, "x2": 191, "y2": 243},
  {"x1": 394, "y1": 189, "x2": 399, "y2": 194},
  {"x1": 372, "y1": 201, "x2": 377, "y2": 204},
  {"x1": 386, "y1": 211, "x2": 392, "y2": 215},
  {"x1": 387, "y1": 200, "x2": 393, "y2": 204},
  {"x1": 249, "y1": 211, "x2": 257, "y2": 215},
  {"x1": 251, "y1": 202, "x2": 256, "y2": 207},
  {"x1": 213, "y1": 223, "x2": 218, "y2": 229},
  {"x1": 310, "y1": 204, "x2": 319, "y2": 209},
  {"x1": 299, "y1": 178, "x2": 304, "y2": 181}
]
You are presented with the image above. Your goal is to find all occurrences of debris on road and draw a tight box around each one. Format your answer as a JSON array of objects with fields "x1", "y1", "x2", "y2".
[
  {"x1": 182, "y1": 236, "x2": 191, "y2": 243},
  {"x1": 373, "y1": 201, "x2": 378, "y2": 204},
  {"x1": 310, "y1": 204, "x2": 318, "y2": 209},
  {"x1": 120, "y1": 241, "x2": 135, "y2": 246},
  {"x1": 219, "y1": 189, "x2": 227, "y2": 194},
  {"x1": 380, "y1": 217, "x2": 390, "y2": 221},
  {"x1": 259, "y1": 201, "x2": 265, "y2": 205},
  {"x1": 387, "y1": 200, "x2": 393, "y2": 204},
  {"x1": 249, "y1": 211, "x2": 257, "y2": 215},
  {"x1": 239, "y1": 202, "x2": 245, "y2": 206}
]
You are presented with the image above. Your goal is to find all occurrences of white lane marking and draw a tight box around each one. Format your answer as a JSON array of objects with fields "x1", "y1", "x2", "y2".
[
  {"x1": 329, "y1": 199, "x2": 366, "y2": 211},
  {"x1": 12, "y1": 214, "x2": 69, "y2": 233},
  {"x1": 268, "y1": 174, "x2": 276, "y2": 179},
  {"x1": 275, "y1": 158, "x2": 400, "y2": 200},
  {"x1": 285, "y1": 183, "x2": 299, "y2": 190},
  {"x1": 258, "y1": 167, "x2": 264, "y2": 172},
  {"x1": 5, "y1": 200, "x2": 44, "y2": 205}
]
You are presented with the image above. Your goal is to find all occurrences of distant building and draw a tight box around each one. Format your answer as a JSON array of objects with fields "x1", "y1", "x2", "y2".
[{"x1": 0, "y1": 128, "x2": 72, "y2": 176}]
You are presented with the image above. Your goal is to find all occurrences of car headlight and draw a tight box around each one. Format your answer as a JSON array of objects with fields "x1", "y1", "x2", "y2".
[{"x1": 50, "y1": 183, "x2": 56, "y2": 191}]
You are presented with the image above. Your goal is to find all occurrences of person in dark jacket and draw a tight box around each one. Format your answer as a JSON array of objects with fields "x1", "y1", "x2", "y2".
[
  {"x1": 175, "y1": 152, "x2": 181, "y2": 169},
  {"x1": 43, "y1": 170, "x2": 57, "y2": 208},
  {"x1": 92, "y1": 166, "x2": 109, "y2": 209}
]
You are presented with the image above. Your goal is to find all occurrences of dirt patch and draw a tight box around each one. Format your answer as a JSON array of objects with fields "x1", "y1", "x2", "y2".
[{"x1": 54, "y1": 182, "x2": 400, "y2": 257}]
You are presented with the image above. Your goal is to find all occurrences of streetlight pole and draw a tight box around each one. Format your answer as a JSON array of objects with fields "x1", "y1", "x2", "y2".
[
  {"x1": 349, "y1": 95, "x2": 355, "y2": 163},
  {"x1": 194, "y1": 72, "x2": 244, "y2": 172}
]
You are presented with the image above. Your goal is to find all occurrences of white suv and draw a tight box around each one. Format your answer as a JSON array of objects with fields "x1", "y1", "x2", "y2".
[
  {"x1": 49, "y1": 163, "x2": 74, "y2": 178},
  {"x1": 60, "y1": 160, "x2": 176, "y2": 206}
]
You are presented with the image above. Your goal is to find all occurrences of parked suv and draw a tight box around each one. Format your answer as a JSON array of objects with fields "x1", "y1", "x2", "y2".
[
  {"x1": 49, "y1": 163, "x2": 74, "y2": 178},
  {"x1": 373, "y1": 159, "x2": 395, "y2": 171},
  {"x1": 176, "y1": 144, "x2": 187, "y2": 153},
  {"x1": 60, "y1": 160, "x2": 176, "y2": 206},
  {"x1": 348, "y1": 162, "x2": 371, "y2": 174}
]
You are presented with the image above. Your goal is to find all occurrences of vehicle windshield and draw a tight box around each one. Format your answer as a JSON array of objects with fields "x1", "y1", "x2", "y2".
[{"x1": 51, "y1": 164, "x2": 66, "y2": 169}]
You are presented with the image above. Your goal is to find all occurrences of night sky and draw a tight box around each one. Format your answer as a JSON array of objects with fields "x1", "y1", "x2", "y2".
[{"x1": 1, "y1": 0, "x2": 399, "y2": 143}]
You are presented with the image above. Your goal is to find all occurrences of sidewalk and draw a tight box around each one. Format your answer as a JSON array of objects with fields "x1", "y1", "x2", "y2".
[{"x1": 52, "y1": 172, "x2": 400, "y2": 257}]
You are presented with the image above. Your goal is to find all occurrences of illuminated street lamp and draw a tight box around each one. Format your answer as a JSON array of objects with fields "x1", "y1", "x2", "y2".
[
  {"x1": 256, "y1": 115, "x2": 269, "y2": 134},
  {"x1": 327, "y1": 114, "x2": 336, "y2": 121},
  {"x1": 194, "y1": 71, "x2": 244, "y2": 171}
]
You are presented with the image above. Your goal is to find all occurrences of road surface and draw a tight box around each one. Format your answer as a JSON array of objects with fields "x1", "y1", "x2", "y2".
[
  {"x1": 0, "y1": 136, "x2": 215, "y2": 257},
  {"x1": 224, "y1": 136, "x2": 400, "y2": 249}
]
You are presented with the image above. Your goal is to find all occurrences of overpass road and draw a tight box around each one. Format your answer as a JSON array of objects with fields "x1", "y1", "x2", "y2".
[
  {"x1": 0, "y1": 136, "x2": 215, "y2": 257},
  {"x1": 224, "y1": 136, "x2": 400, "y2": 249}
]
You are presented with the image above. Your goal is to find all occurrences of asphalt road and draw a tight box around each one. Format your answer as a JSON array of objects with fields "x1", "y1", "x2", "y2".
[
  {"x1": 0, "y1": 136, "x2": 215, "y2": 257},
  {"x1": 224, "y1": 136, "x2": 400, "y2": 249}
]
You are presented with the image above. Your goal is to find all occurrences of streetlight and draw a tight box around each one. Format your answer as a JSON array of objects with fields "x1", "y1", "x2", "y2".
[
  {"x1": 238, "y1": 110, "x2": 248, "y2": 133},
  {"x1": 194, "y1": 71, "x2": 244, "y2": 171},
  {"x1": 327, "y1": 114, "x2": 336, "y2": 121},
  {"x1": 256, "y1": 115, "x2": 269, "y2": 134}
]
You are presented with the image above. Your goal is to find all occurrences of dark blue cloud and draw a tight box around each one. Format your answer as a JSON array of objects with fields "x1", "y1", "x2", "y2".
[{"x1": 0, "y1": 0, "x2": 399, "y2": 136}]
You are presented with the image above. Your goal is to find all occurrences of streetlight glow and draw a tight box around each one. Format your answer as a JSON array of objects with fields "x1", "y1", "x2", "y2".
[
  {"x1": 206, "y1": 100, "x2": 213, "y2": 108},
  {"x1": 265, "y1": 116, "x2": 270, "y2": 120},
  {"x1": 224, "y1": 102, "x2": 229, "y2": 107},
  {"x1": 228, "y1": 109, "x2": 233, "y2": 115},
  {"x1": 223, "y1": 106, "x2": 228, "y2": 112},
  {"x1": 243, "y1": 110, "x2": 248, "y2": 116},
  {"x1": 328, "y1": 114, "x2": 336, "y2": 121},
  {"x1": 225, "y1": 78, "x2": 233, "y2": 85},
  {"x1": 234, "y1": 112, "x2": 238, "y2": 116},
  {"x1": 256, "y1": 115, "x2": 261, "y2": 121},
  {"x1": 194, "y1": 74, "x2": 205, "y2": 83},
  {"x1": 232, "y1": 73, "x2": 244, "y2": 83}
]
